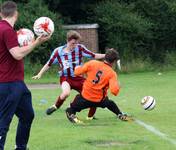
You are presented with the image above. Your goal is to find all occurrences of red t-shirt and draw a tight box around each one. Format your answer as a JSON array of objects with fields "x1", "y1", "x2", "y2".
[{"x1": 0, "y1": 20, "x2": 24, "y2": 82}]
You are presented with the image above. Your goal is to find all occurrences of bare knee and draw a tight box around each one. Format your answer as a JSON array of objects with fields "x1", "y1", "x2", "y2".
[{"x1": 60, "y1": 91, "x2": 70, "y2": 100}]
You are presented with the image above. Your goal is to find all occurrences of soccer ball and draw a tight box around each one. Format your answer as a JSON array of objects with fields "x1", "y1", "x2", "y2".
[
  {"x1": 141, "y1": 96, "x2": 156, "y2": 110},
  {"x1": 33, "y1": 17, "x2": 54, "y2": 36},
  {"x1": 17, "y1": 28, "x2": 35, "y2": 46}
]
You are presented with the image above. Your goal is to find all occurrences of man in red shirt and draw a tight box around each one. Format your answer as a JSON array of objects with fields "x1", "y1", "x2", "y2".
[
  {"x1": 0, "y1": 1, "x2": 50, "y2": 150},
  {"x1": 66, "y1": 48, "x2": 132, "y2": 124}
]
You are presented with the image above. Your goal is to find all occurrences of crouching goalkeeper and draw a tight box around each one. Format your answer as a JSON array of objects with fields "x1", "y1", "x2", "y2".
[{"x1": 66, "y1": 48, "x2": 132, "y2": 123}]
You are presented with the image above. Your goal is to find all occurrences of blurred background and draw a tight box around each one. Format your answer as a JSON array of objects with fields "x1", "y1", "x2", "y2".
[{"x1": 1, "y1": 0, "x2": 176, "y2": 73}]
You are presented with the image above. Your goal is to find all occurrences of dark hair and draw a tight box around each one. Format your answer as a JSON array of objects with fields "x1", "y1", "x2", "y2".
[
  {"x1": 105, "y1": 48, "x2": 120, "y2": 63},
  {"x1": 0, "y1": 1, "x2": 17, "y2": 18},
  {"x1": 67, "y1": 30, "x2": 81, "y2": 41}
]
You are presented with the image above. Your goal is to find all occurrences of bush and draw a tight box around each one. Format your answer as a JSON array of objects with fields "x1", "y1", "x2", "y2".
[
  {"x1": 133, "y1": 0, "x2": 176, "y2": 62},
  {"x1": 92, "y1": 0, "x2": 176, "y2": 64},
  {"x1": 120, "y1": 57, "x2": 154, "y2": 73},
  {"x1": 94, "y1": 0, "x2": 153, "y2": 61},
  {"x1": 163, "y1": 51, "x2": 176, "y2": 69}
]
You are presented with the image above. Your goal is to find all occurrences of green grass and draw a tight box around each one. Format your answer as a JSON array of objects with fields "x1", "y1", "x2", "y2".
[
  {"x1": 25, "y1": 73, "x2": 58, "y2": 84},
  {"x1": 24, "y1": 64, "x2": 59, "y2": 84},
  {"x1": 5, "y1": 71, "x2": 176, "y2": 150}
]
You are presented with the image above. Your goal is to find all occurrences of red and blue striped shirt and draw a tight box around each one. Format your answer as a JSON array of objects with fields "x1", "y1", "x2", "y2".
[{"x1": 48, "y1": 44, "x2": 95, "y2": 77}]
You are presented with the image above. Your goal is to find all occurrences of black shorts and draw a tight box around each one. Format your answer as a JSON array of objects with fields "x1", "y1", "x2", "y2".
[{"x1": 71, "y1": 94, "x2": 112, "y2": 112}]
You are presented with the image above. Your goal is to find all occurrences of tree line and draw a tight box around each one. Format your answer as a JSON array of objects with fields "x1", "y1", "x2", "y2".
[{"x1": 4, "y1": 0, "x2": 176, "y2": 65}]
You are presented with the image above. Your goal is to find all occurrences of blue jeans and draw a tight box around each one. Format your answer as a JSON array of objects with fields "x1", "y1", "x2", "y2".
[{"x1": 0, "y1": 81, "x2": 34, "y2": 150}]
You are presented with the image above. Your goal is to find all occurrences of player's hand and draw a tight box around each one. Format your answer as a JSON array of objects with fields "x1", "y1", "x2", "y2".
[
  {"x1": 32, "y1": 74, "x2": 41, "y2": 79},
  {"x1": 74, "y1": 66, "x2": 81, "y2": 70},
  {"x1": 35, "y1": 34, "x2": 51, "y2": 45},
  {"x1": 117, "y1": 59, "x2": 121, "y2": 71}
]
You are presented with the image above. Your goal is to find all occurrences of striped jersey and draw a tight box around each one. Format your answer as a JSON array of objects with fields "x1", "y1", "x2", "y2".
[{"x1": 48, "y1": 44, "x2": 95, "y2": 77}]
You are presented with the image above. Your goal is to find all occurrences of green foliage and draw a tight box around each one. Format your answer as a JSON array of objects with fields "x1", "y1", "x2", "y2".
[
  {"x1": 133, "y1": 0, "x2": 176, "y2": 62},
  {"x1": 121, "y1": 57, "x2": 154, "y2": 73},
  {"x1": 15, "y1": 0, "x2": 65, "y2": 64},
  {"x1": 163, "y1": 51, "x2": 176, "y2": 69},
  {"x1": 94, "y1": 1, "x2": 153, "y2": 60},
  {"x1": 92, "y1": 0, "x2": 176, "y2": 63},
  {"x1": 2, "y1": 0, "x2": 176, "y2": 65},
  {"x1": 40, "y1": 0, "x2": 176, "y2": 64},
  {"x1": 43, "y1": 0, "x2": 104, "y2": 23}
]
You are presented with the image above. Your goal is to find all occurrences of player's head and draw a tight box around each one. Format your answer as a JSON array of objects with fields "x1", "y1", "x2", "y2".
[
  {"x1": 105, "y1": 48, "x2": 120, "y2": 64},
  {"x1": 67, "y1": 30, "x2": 81, "y2": 49},
  {"x1": 0, "y1": 1, "x2": 18, "y2": 20},
  {"x1": 67, "y1": 30, "x2": 82, "y2": 42}
]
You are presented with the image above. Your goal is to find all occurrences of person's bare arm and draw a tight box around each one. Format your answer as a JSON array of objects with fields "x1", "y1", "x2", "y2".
[
  {"x1": 9, "y1": 35, "x2": 51, "y2": 60},
  {"x1": 32, "y1": 63, "x2": 50, "y2": 79},
  {"x1": 94, "y1": 53, "x2": 105, "y2": 59}
]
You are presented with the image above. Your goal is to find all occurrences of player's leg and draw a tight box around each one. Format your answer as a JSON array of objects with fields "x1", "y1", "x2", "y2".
[
  {"x1": 0, "y1": 82, "x2": 24, "y2": 150},
  {"x1": 66, "y1": 95, "x2": 94, "y2": 123},
  {"x1": 55, "y1": 81, "x2": 71, "y2": 107},
  {"x1": 15, "y1": 82, "x2": 34, "y2": 150},
  {"x1": 65, "y1": 95, "x2": 81, "y2": 123},
  {"x1": 87, "y1": 107, "x2": 97, "y2": 120},
  {"x1": 99, "y1": 97, "x2": 132, "y2": 121},
  {"x1": 70, "y1": 76, "x2": 97, "y2": 119},
  {"x1": 46, "y1": 81, "x2": 71, "y2": 115}
]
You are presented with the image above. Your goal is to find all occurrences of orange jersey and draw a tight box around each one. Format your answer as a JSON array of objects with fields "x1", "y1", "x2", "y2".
[{"x1": 74, "y1": 60, "x2": 120, "y2": 102}]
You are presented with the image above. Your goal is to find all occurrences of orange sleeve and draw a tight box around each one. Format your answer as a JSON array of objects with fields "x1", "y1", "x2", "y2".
[
  {"x1": 74, "y1": 62, "x2": 90, "y2": 76},
  {"x1": 109, "y1": 73, "x2": 120, "y2": 96}
]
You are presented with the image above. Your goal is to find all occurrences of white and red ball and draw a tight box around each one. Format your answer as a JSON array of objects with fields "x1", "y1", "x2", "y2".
[
  {"x1": 33, "y1": 17, "x2": 54, "y2": 36},
  {"x1": 17, "y1": 28, "x2": 35, "y2": 46},
  {"x1": 141, "y1": 96, "x2": 156, "y2": 110}
]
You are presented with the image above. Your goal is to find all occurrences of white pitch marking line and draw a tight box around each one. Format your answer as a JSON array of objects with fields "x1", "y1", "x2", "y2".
[{"x1": 135, "y1": 119, "x2": 176, "y2": 146}]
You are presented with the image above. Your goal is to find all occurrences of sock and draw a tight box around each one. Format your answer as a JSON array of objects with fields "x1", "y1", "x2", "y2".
[
  {"x1": 88, "y1": 107, "x2": 97, "y2": 117},
  {"x1": 55, "y1": 96, "x2": 65, "y2": 108}
]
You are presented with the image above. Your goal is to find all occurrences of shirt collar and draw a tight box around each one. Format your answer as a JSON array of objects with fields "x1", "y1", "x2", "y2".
[
  {"x1": 0, "y1": 20, "x2": 13, "y2": 28},
  {"x1": 104, "y1": 61, "x2": 112, "y2": 67}
]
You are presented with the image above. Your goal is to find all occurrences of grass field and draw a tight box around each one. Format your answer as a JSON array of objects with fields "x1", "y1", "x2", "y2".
[{"x1": 5, "y1": 71, "x2": 176, "y2": 150}]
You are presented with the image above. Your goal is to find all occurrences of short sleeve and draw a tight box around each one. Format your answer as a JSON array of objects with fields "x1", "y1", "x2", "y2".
[
  {"x1": 4, "y1": 28, "x2": 19, "y2": 50},
  {"x1": 80, "y1": 45, "x2": 95, "y2": 58},
  {"x1": 47, "y1": 49, "x2": 59, "y2": 66}
]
